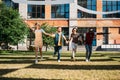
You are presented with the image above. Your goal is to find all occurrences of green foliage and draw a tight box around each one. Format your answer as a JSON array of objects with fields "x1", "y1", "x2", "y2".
[
  {"x1": 41, "y1": 23, "x2": 56, "y2": 47},
  {"x1": 0, "y1": 3, "x2": 29, "y2": 45}
]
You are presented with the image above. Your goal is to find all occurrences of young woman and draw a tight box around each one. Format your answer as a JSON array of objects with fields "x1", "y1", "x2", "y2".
[
  {"x1": 69, "y1": 27, "x2": 81, "y2": 61},
  {"x1": 34, "y1": 23, "x2": 49, "y2": 63}
]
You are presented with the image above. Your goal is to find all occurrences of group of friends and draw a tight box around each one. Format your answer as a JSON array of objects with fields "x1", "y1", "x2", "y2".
[{"x1": 25, "y1": 21, "x2": 95, "y2": 64}]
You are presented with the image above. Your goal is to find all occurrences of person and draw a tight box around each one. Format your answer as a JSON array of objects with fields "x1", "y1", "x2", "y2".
[
  {"x1": 84, "y1": 28, "x2": 94, "y2": 62},
  {"x1": 33, "y1": 23, "x2": 50, "y2": 63},
  {"x1": 24, "y1": 20, "x2": 50, "y2": 63},
  {"x1": 49, "y1": 27, "x2": 68, "y2": 62},
  {"x1": 69, "y1": 27, "x2": 81, "y2": 61}
]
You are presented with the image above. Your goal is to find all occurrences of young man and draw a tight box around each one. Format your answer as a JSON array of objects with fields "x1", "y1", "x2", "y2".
[
  {"x1": 50, "y1": 27, "x2": 68, "y2": 62},
  {"x1": 84, "y1": 28, "x2": 94, "y2": 62}
]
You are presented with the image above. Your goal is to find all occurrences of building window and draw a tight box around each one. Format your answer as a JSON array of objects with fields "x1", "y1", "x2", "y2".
[
  {"x1": 51, "y1": 4, "x2": 69, "y2": 18},
  {"x1": 103, "y1": 1, "x2": 120, "y2": 18},
  {"x1": 2, "y1": 0, "x2": 19, "y2": 10},
  {"x1": 77, "y1": 0, "x2": 96, "y2": 18},
  {"x1": 103, "y1": 27, "x2": 108, "y2": 44},
  {"x1": 12, "y1": 3, "x2": 19, "y2": 10},
  {"x1": 27, "y1": 5, "x2": 45, "y2": 18},
  {"x1": 119, "y1": 28, "x2": 120, "y2": 34},
  {"x1": 2, "y1": 0, "x2": 12, "y2": 7}
]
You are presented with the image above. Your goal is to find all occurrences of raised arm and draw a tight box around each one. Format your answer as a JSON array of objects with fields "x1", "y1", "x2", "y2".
[{"x1": 23, "y1": 20, "x2": 35, "y2": 32}]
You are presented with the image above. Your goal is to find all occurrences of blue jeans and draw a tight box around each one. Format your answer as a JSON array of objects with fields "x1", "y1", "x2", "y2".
[
  {"x1": 54, "y1": 46, "x2": 62, "y2": 60},
  {"x1": 85, "y1": 44, "x2": 92, "y2": 60}
]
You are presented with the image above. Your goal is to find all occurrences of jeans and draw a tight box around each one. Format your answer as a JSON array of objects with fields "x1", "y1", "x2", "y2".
[
  {"x1": 54, "y1": 46, "x2": 62, "y2": 60},
  {"x1": 85, "y1": 44, "x2": 92, "y2": 60}
]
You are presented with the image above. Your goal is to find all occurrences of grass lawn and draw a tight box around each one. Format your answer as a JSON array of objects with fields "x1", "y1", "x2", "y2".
[{"x1": 0, "y1": 50, "x2": 120, "y2": 80}]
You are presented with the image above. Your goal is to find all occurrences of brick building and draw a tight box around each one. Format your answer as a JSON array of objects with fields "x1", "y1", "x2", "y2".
[{"x1": 2, "y1": 0, "x2": 120, "y2": 50}]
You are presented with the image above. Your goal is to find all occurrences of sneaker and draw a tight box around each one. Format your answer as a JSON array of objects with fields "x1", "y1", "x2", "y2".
[
  {"x1": 86, "y1": 59, "x2": 89, "y2": 62},
  {"x1": 71, "y1": 56, "x2": 75, "y2": 61},
  {"x1": 35, "y1": 59, "x2": 38, "y2": 64},
  {"x1": 57, "y1": 60, "x2": 61, "y2": 62}
]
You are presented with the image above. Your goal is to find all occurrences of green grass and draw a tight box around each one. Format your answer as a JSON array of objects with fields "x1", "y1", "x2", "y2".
[{"x1": 0, "y1": 50, "x2": 120, "y2": 80}]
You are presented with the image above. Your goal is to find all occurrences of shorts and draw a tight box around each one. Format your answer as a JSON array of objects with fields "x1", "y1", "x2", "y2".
[{"x1": 71, "y1": 42, "x2": 77, "y2": 50}]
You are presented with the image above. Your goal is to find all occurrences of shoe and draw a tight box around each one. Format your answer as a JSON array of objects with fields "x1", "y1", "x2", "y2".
[
  {"x1": 71, "y1": 56, "x2": 75, "y2": 61},
  {"x1": 86, "y1": 59, "x2": 90, "y2": 62},
  {"x1": 57, "y1": 60, "x2": 61, "y2": 62},
  {"x1": 71, "y1": 56, "x2": 73, "y2": 59},
  {"x1": 35, "y1": 59, "x2": 38, "y2": 64}
]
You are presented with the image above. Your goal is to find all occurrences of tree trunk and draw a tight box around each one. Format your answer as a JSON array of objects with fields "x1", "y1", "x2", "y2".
[{"x1": 45, "y1": 44, "x2": 48, "y2": 52}]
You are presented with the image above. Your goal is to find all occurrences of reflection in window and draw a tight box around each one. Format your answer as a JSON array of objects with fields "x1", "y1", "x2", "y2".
[
  {"x1": 27, "y1": 5, "x2": 45, "y2": 18},
  {"x1": 103, "y1": 1, "x2": 120, "y2": 18},
  {"x1": 77, "y1": 0, "x2": 96, "y2": 18},
  {"x1": 2, "y1": 0, "x2": 12, "y2": 7},
  {"x1": 51, "y1": 4, "x2": 69, "y2": 18}
]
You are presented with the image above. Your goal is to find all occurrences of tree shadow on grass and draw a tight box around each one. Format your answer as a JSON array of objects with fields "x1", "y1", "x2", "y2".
[
  {"x1": 0, "y1": 69, "x2": 17, "y2": 76},
  {"x1": 0, "y1": 56, "x2": 116, "y2": 64},
  {"x1": 0, "y1": 57, "x2": 50, "y2": 64},
  {"x1": 0, "y1": 77, "x2": 61, "y2": 80},
  {"x1": 0, "y1": 56, "x2": 50, "y2": 59},
  {"x1": 25, "y1": 63, "x2": 120, "y2": 70},
  {"x1": 0, "y1": 60, "x2": 34, "y2": 64}
]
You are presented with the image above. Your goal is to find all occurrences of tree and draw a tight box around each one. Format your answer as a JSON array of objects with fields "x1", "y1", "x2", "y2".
[
  {"x1": 41, "y1": 23, "x2": 56, "y2": 51},
  {"x1": 0, "y1": 3, "x2": 28, "y2": 49}
]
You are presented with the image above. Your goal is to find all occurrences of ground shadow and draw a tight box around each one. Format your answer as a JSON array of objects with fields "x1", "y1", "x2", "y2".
[
  {"x1": 0, "y1": 56, "x2": 116, "y2": 64},
  {"x1": 0, "y1": 77, "x2": 61, "y2": 80},
  {"x1": 25, "y1": 63, "x2": 120, "y2": 70},
  {"x1": 0, "y1": 57, "x2": 50, "y2": 64},
  {"x1": 0, "y1": 69, "x2": 18, "y2": 76},
  {"x1": 0, "y1": 56, "x2": 49, "y2": 59}
]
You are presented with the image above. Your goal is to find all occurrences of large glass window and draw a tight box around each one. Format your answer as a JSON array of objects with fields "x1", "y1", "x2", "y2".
[
  {"x1": 78, "y1": 0, "x2": 96, "y2": 18},
  {"x1": 2, "y1": 0, "x2": 19, "y2": 9},
  {"x1": 27, "y1": 5, "x2": 45, "y2": 18},
  {"x1": 2, "y1": 0, "x2": 12, "y2": 7},
  {"x1": 51, "y1": 4, "x2": 69, "y2": 18},
  {"x1": 103, "y1": 1, "x2": 120, "y2": 18},
  {"x1": 103, "y1": 27, "x2": 108, "y2": 44}
]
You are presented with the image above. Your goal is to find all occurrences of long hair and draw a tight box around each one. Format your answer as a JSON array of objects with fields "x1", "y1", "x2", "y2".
[{"x1": 34, "y1": 22, "x2": 41, "y2": 30}]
